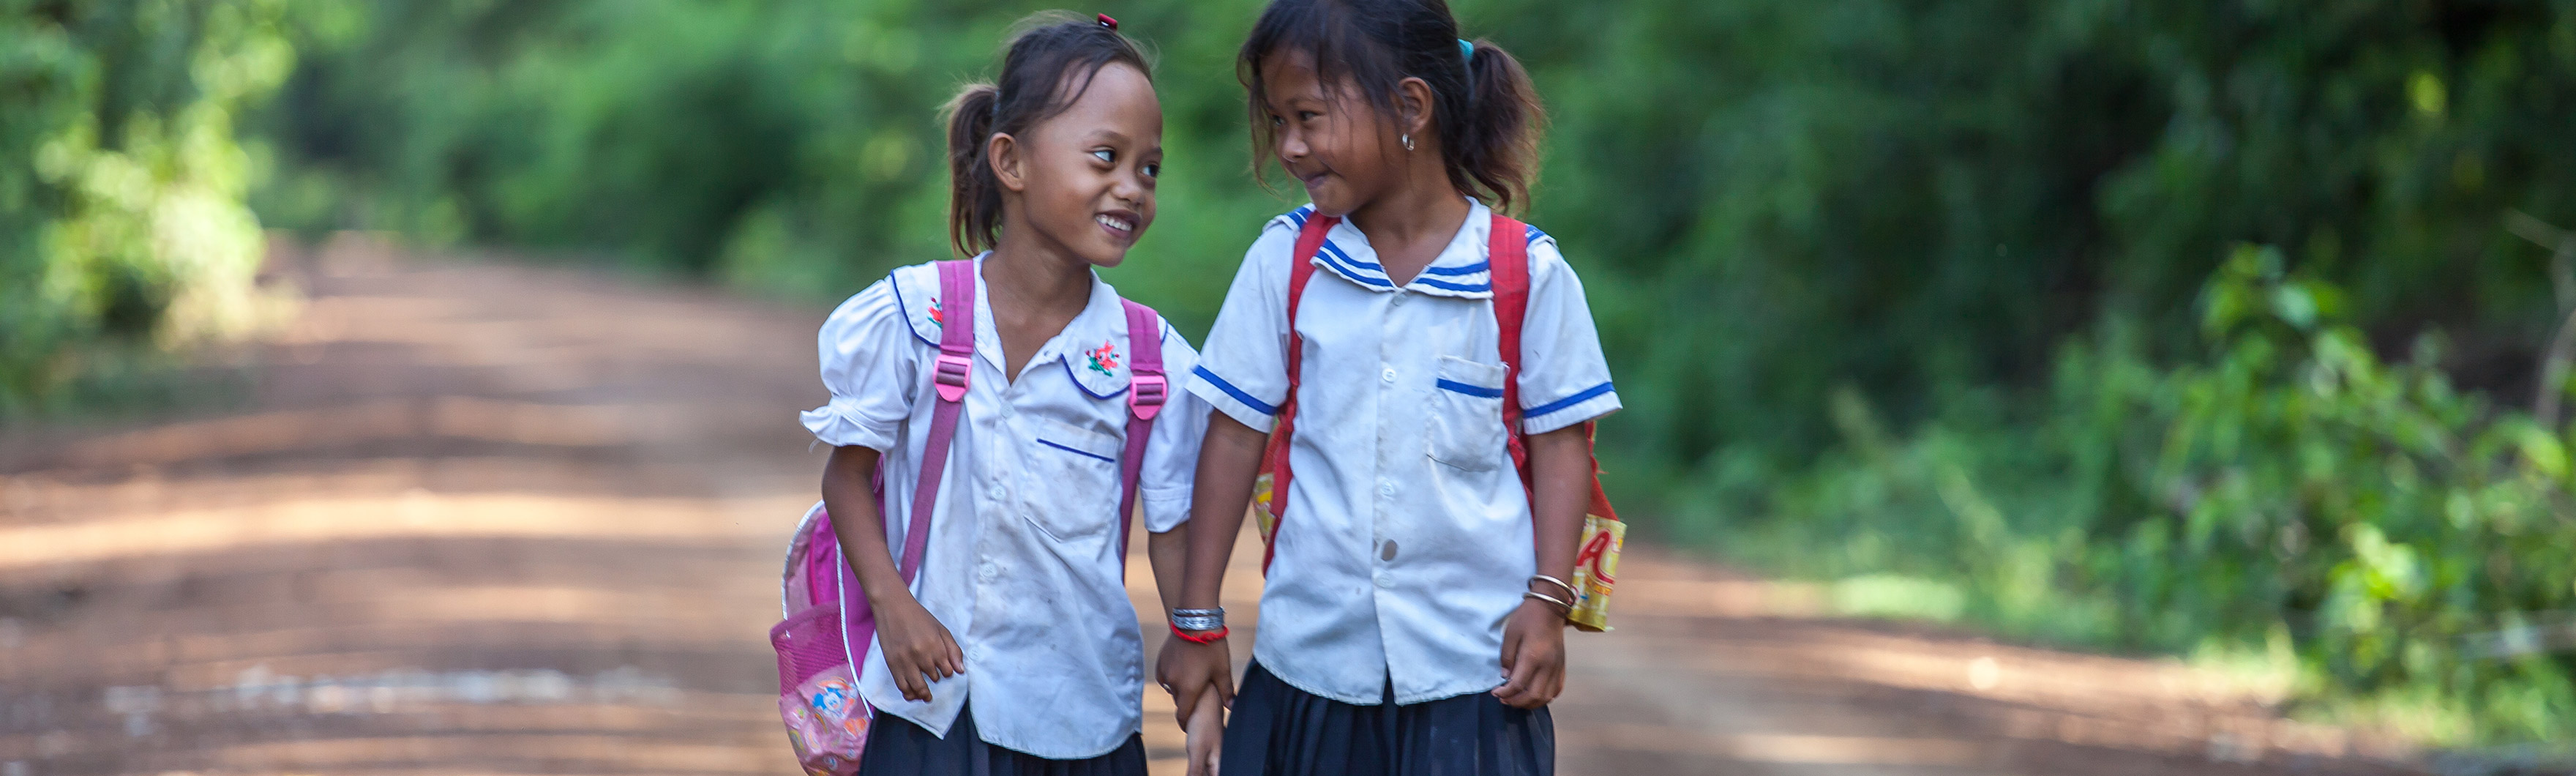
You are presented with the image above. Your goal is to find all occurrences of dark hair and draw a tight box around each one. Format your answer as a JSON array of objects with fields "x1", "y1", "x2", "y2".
[
  {"x1": 1238, "y1": 0, "x2": 1545, "y2": 213},
  {"x1": 945, "y1": 12, "x2": 1153, "y2": 256}
]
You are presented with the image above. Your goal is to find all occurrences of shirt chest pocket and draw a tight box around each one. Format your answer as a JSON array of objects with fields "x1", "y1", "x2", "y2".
[
  {"x1": 1021, "y1": 416, "x2": 1124, "y2": 542},
  {"x1": 1428, "y1": 356, "x2": 1510, "y2": 471}
]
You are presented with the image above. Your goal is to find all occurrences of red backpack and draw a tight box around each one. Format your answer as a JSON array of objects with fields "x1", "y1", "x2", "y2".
[{"x1": 1248, "y1": 211, "x2": 1625, "y2": 631}]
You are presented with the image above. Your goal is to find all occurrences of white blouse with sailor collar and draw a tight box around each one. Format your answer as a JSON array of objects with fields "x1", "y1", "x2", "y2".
[
  {"x1": 800, "y1": 255, "x2": 1209, "y2": 758},
  {"x1": 1186, "y1": 200, "x2": 1621, "y2": 706}
]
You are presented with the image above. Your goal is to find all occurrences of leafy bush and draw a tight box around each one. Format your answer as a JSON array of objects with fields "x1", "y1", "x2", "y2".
[
  {"x1": 0, "y1": 0, "x2": 296, "y2": 412},
  {"x1": 1682, "y1": 246, "x2": 2576, "y2": 742}
]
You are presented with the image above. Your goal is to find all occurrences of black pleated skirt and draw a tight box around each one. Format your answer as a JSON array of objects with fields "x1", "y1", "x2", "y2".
[
  {"x1": 855, "y1": 700, "x2": 1147, "y2": 776},
  {"x1": 1220, "y1": 660, "x2": 1554, "y2": 776}
]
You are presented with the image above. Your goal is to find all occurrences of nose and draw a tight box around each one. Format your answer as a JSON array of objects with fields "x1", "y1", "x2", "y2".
[
  {"x1": 1112, "y1": 167, "x2": 1149, "y2": 207},
  {"x1": 1278, "y1": 126, "x2": 1308, "y2": 165}
]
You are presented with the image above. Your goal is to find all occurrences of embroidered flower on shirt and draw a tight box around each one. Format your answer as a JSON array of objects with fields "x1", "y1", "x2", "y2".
[
  {"x1": 1085, "y1": 340, "x2": 1121, "y2": 376},
  {"x1": 925, "y1": 298, "x2": 945, "y2": 329}
]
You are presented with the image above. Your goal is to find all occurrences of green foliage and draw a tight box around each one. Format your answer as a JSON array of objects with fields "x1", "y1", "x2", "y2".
[
  {"x1": 0, "y1": 0, "x2": 296, "y2": 412},
  {"x1": 247, "y1": 0, "x2": 1289, "y2": 331},
  {"x1": 1690, "y1": 247, "x2": 2576, "y2": 742}
]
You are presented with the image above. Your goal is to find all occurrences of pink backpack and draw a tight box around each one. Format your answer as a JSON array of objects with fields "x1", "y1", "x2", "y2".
[{"x1": 768, "y1": 259, "x2": 1169, "y2": 775}]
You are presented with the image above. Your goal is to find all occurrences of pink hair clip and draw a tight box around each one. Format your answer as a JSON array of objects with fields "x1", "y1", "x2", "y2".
[{"x1": 1096, "y1": 13, "x2": 1117, "y2": 30}]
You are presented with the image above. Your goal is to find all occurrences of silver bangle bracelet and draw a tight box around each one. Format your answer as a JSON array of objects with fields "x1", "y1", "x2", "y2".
[
  {"x1": 1523, "y1": 590, "x2": 1573, "y2": 613},
  {"x1": 1170, "y1": 607, "x2": 1226, "y2": 632},
  {"x1": 1530, "y1": 574, "x2": 1579, "y2": 600}
]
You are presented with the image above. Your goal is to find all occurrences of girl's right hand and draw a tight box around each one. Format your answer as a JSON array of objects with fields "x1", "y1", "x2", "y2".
[
  {"x1": 1156, "y1": 635, "x2": 1234, "y2": 726},
  {"x1": 875, "y1": 594, "x2": 964, "y2": 702}
]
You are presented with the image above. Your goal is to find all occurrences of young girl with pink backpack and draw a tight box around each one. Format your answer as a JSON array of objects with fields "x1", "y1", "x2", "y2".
[
  {"x1": 772, "y1": 13, "x2": 1211, "y2": 776},
  {"x1": 1158, "y1": 0, "x2": 1625, "y2": 773}
]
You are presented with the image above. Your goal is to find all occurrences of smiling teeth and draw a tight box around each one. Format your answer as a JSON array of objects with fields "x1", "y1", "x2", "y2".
[{"x1": 1096, "y1": 214, "x2": 1134, "y2": 232}]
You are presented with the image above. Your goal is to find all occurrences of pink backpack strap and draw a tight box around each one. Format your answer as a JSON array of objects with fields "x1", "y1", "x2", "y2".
[
  {"x1": 835, "y1": 259, "x2": 977, "y2": 669},
  {"x1": 899, "y1": 258, "x2": 978, "y2": 581},
  {"x1": 1115, "y1": 299, "x2": 1166, "y2": 567}
]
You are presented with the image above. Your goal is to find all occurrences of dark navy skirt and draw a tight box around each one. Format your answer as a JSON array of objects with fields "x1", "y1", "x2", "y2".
[
  {"x1": 1221, "y1": 660, "x2": 1554, "y2": 776},
  {"x1": 856, "y1": 700, "x2": 1147, "y2": 776}
]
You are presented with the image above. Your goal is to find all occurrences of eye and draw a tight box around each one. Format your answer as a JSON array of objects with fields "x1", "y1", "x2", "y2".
[
  {"x1": 1091, "y1": 149, "x2": 1115, "y2": 164},
  {"x1": 1298, "y1": 111, "x2": 1320, "y2": 122},
  {"x1": 1142, "y1": 162, "x2": 1160, "y2": 179}
]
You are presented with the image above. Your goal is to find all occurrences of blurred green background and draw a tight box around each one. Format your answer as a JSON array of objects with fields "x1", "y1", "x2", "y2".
[{"x1": 10, "y1": 0, "x2": 2576, "y2": 747}]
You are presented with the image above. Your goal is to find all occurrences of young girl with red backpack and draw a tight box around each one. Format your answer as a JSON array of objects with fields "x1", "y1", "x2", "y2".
[
  {"x1": 1156, "y1": 1, "x2": 1622, "y2": 774},
  {"x1": 785, "y1": 13, "x2": 1210, "y2": 776}
]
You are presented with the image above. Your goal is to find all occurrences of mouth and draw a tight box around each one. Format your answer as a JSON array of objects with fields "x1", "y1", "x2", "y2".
[{"x1": 1095, "y1": 210, "x2": 1140, "y2": 242}]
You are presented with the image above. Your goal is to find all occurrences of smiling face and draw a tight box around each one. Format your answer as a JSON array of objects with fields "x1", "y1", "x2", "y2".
[
  {"x1": 996, "y1": 61, "x2": 1162, "y2": 268},
  {"x1": 1257, "y1": 51, "x2": 1404, "y2": 218}
]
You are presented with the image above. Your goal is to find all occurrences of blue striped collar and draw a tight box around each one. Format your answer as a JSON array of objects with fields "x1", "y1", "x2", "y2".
[{"x1": 1276, "y1": 200, "x2": 1499, "y2": 299}]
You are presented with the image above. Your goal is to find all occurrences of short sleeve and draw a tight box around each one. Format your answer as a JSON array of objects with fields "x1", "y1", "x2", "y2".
[
  {"x1": 1184, "y1": 225, "x2": 1298, "y2": 433},
  {"x1": 799, "y1": 277, "x2": 921, "y2": 450},
  {"x1": 1516, "y1": 239, "x2": 1620, "y2": 435},
  {"x1": 1141, "y1": 318, "x2": 1210, "y2": 534}
]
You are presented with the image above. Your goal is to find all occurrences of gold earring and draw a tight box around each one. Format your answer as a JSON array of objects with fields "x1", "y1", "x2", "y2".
[{"x1": 1402, "y1": 134, "x2": 1415, "y2": 152}]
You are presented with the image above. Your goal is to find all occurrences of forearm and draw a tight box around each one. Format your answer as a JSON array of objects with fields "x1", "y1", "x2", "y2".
[
  {"x1": 1148, "y1": 525, "x2": 1189, "y2": 613},
  {"x1": 821, "y1": 445, "x2": 916, "y2": 608},
  {"x1": 1525, "y1": 425, "x2": 1592, "y2": 586},
  {"x1": 1180, "y1": 411, "x2": 1268, "y2": 611}
]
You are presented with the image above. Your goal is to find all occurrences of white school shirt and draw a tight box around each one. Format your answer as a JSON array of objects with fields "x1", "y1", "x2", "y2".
[
  {"x1": 800, "y1": 255, "x2": 1208, "y2": 758},
  {"x1": 1186, "y1": 200, "x2": 1621, "y2": 705}
]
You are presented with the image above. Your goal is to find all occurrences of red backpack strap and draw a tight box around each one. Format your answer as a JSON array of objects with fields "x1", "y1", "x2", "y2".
[
  {"x1": 1259, "y1": 211, "x2": 1337, "y2": 574},
  {"x1": 1488, "y1": 215, "x2": 1535, "y2": 489},
  {"x1": 1116, "y1": 299, "x2": 1166, "y2": 573},
  {"x1": 900, "y1": 258, "x2": 978, "y2": 582}
]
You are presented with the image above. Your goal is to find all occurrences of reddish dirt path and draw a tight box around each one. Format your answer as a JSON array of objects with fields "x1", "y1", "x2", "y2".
[{"x1": 0, "y1": 239, "x2": 2428, "y2": 775}]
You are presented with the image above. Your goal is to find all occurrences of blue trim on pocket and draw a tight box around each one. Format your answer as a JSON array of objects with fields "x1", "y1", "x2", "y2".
[
  {"x1": 1436, "y1": 378, "x2": 1505, "y2": 398},
  {"x1": 1194, "y1": 365, "x2": 1277, "y2": 415},
  {"x1": 1037, "y1": 439, "x2": 1117, "y2": 463},
  {"x1": 1525, "y1": 381, "x2": 1615, "y2": 418}
]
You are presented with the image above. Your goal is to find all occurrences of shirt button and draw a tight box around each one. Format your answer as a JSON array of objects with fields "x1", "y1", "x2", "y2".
[
  {"x1": 1374, "y1": 573, "x2": 1393, "y2": 589},
  {"x1": 1000, "y1": 405, "x2": 1015, "y2": 418},
  {"x1": 977, "y1": 562, "x2": 1000, "y2": 582},
  {"x1": 1380, "y1": 368, "x2": 1397, "y2": 384},
  {"x1": 1378, "y1": 480, "x2": 1395, "y2": 498},
  {"x1": 987, "y1": 483, "x2": 1006, "y2": 500}
]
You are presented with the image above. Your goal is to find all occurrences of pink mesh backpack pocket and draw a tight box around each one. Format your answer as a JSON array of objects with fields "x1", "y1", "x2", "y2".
[{"x1": 774, "y1": 505, "x2": 867, "y2": 776}]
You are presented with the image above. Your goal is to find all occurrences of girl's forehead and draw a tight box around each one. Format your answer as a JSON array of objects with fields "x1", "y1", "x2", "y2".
[{"x1": 1037, "y1": 61, "x2": 1161, "y2": 139}]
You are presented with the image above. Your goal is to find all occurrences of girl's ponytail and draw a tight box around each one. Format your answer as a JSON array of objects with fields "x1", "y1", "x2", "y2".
[
  {"x1": 1450, "y1": 39, "x2": 1545, "y2": 216},
  {"x1": 945, "y1": 84, "x2": 1004, "y2": 257},
  {"x1": 941, "y1": 12, "x2": 1152, "y2": 257}
]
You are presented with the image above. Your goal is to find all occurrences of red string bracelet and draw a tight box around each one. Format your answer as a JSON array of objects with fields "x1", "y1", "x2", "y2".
[{"x1": 1169, "y1": 622, "x2": 1228, "y2": 643}]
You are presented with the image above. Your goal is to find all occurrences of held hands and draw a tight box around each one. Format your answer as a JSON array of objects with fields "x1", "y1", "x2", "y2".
[
  {"x1": 1493, "y1": 598, "x2": 1567, "y2": 709},
  {"x1": 1183, "y1": 683, "x2": 1224, "y2": 775},
  {"x1": 875, "y1": 594, "x2": 964, "y2": 702},
  {"x1": 1156, "y1": 634, "x2": 1235, "y2": 728}
]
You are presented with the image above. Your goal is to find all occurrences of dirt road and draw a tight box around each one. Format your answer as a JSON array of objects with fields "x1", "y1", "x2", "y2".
[{"x1": 0, "y1": 238, "x2": 2427, "y2": 775}]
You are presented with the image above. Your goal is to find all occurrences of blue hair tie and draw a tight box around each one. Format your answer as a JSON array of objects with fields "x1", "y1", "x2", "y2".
[{"x1": 1459, "y1": 38, "x2": 1475, "y2": 62}]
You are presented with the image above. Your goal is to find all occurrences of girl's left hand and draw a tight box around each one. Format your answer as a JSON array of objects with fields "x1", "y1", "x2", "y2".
[{"x1": 1492, "y1": 599, "x2": 1566, "y2": 709}]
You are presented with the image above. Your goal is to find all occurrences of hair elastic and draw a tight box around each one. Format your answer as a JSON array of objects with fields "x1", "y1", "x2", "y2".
[
  {"x1": 1097, "y1": 13, "x2": 1118, "y2": 30},
  {"x1": 1459, "y1": 38, "x2": 1475, "y2": 62}
]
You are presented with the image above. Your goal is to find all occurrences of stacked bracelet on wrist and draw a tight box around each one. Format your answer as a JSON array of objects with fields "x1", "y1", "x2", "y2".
[{"x1": 1170, "y1": 607, "x2": 1225, "y2": 633}]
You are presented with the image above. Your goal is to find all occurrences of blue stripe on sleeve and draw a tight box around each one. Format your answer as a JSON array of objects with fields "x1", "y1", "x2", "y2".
[
  {"x1": 1435, "y1": 379, "x2": 1505, "y2": 398},
  {"x1": 1193, "y1": 364, "x2": 1277, "y2": 416},
  {"x1": 1524, "y1": 381, "x2": 1615, "y2": 418}
]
